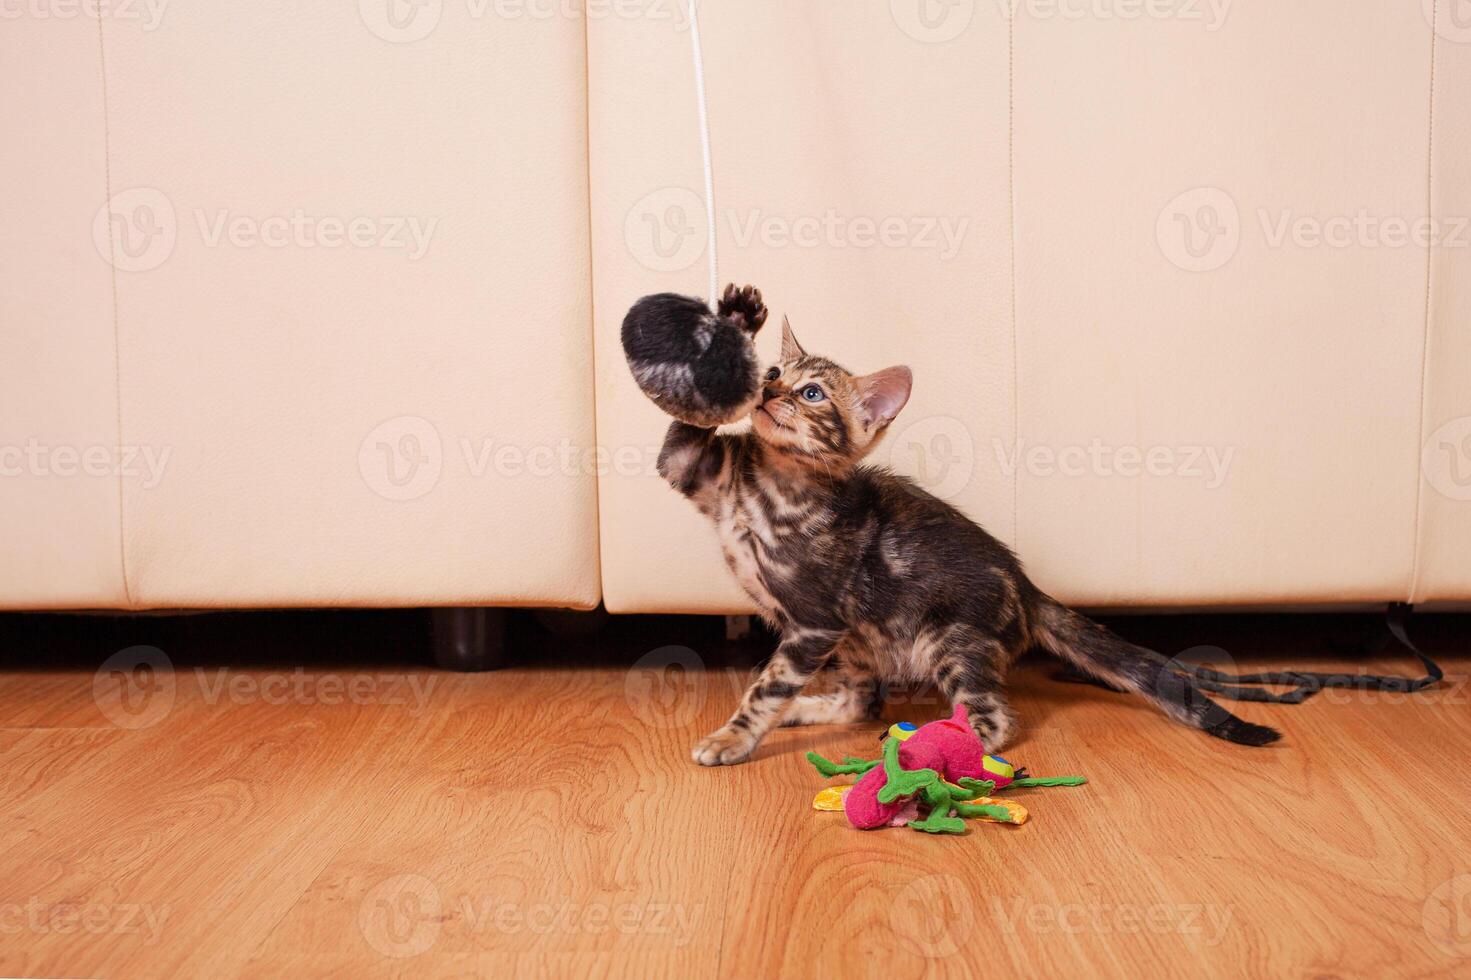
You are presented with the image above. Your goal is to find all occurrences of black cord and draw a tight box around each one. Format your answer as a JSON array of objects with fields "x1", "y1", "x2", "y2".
[{"x1": 1169, "y1": 603, "x2": 1444, "y2": 704}]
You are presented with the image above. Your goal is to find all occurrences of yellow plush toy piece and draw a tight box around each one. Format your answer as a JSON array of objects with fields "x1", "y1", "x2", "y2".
[{"x1": 811, "y1": 784, "x2": 1030, "y2": 825}]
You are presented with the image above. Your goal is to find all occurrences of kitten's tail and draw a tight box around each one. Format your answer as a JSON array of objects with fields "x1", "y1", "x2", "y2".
[{"x1": 1031, "y1": 596, "x2": 1281, "y2": 747}]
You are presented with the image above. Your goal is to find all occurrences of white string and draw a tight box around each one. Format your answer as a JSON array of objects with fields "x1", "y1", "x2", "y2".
[{"x1": 687, "y1": 0, "x2": 718, "y2": 303}]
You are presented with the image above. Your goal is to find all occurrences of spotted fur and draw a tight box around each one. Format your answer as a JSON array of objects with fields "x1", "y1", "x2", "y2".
[{"x1": 650, "y1": 287, "x2": 1281, "y2": 766}]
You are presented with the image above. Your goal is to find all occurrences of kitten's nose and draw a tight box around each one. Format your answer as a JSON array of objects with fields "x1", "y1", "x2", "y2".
[{"x1": 762, "y1": 385, "x2": 782, "y2": 403}]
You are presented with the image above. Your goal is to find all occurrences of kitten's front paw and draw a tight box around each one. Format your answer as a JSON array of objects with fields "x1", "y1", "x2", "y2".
[
  {"x1": 691, "y1": 726, "x2": 756, "y2": 766},
  {"x1": 717, "y1": 283, "x2": 769, "y2": 335}
]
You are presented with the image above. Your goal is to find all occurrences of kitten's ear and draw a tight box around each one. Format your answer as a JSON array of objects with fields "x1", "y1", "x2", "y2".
[
  {"x1": 855, "y1": 366, "x2": 913, "y2": 431},
  {"x1": 780, "y1": 316, "x2": 806, "y2": 360}
]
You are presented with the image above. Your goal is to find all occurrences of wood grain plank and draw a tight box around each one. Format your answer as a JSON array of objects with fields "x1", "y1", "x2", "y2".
[
  {"x1": 244, "y1": 668, "x2": 727, "y2": 978},
  {"x1": 0, "y1": 665, "x2": 447, "y2": 978},
  {"x1": 0, "y1": 629, "x2": 1466, "y2": 978}
]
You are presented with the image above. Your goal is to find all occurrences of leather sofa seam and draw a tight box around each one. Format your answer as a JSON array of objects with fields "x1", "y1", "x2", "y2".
[
  {"x1": 1408, "y1": 6, "x2": 1438, "y2": 604},
  {"x1": 1007, "y1": 8, "x2": 1020, "y2": 553},
  {"x1": 93, "y1": 10, "x2": 134, "y2": 609},
  {"x1": 581, "y1": 7, "x2": 605, "y2": 606}
]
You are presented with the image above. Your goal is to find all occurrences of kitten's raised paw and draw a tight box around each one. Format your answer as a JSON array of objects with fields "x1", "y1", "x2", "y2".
[
  {"x1": 717, "y1": 283, "x2": 768, "y2": 335},
  {"x1": 691, "y1": 726, "x2": 756, "y2": 766}
]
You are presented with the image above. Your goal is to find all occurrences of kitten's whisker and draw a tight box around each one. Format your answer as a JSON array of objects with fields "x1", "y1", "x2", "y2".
[{"x1": 800, "y1": 440, "x2": 837, "y2": 490}]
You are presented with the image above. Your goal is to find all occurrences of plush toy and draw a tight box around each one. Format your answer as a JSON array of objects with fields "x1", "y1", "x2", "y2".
[
  {"x1": 807, "y1": 705, "x2": 1087, "y2": 834},
  {"x1": 621, "y1": 283, "x2": 768, "y2": 428}
]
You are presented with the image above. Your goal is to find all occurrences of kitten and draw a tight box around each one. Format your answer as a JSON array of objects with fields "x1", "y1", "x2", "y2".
[{"x1": 657, "y1": 287, "x2": 1279, "y2": 766}]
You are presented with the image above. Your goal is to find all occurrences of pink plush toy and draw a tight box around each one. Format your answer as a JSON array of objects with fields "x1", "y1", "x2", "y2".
[
  {"x1": 807, "y1": 705, "x2": 1085, "y2": 834},
  {"x1": 846, "y1": 705, "x2": 992, "y2": 829}
]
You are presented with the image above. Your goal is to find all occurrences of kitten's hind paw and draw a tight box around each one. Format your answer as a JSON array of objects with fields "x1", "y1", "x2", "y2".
[{"x1": 717, "y1": 283, "x2": 769, "y2": 335}]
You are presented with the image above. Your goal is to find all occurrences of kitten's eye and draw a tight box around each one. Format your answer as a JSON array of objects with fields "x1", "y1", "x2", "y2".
[
  {"x1": 764, "y1": 366, "x2": 781, "y2": 382},
  {"x1": 799, "y1": 384, "x2": 825, "y2": 403}
]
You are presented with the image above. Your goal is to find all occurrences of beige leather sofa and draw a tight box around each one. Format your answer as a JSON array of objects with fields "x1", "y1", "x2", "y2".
[{"x1": 4, "y1": 1, "x2": 1468, "y2": 615}]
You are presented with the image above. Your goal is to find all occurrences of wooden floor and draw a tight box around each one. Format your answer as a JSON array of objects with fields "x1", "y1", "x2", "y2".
[{"x1": 1, "y1": 611, "x2": 1469, "y2": 978}]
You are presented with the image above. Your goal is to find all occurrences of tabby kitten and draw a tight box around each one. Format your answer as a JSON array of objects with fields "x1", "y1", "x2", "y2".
[{"x1": 658, "y1": 288, "x2": 1279, "y2": 766}]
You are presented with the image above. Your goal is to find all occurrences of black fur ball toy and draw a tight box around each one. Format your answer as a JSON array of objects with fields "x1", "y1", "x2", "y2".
[{"x1": 621, "y1": 283, "x2": 769, "y2": 428}]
